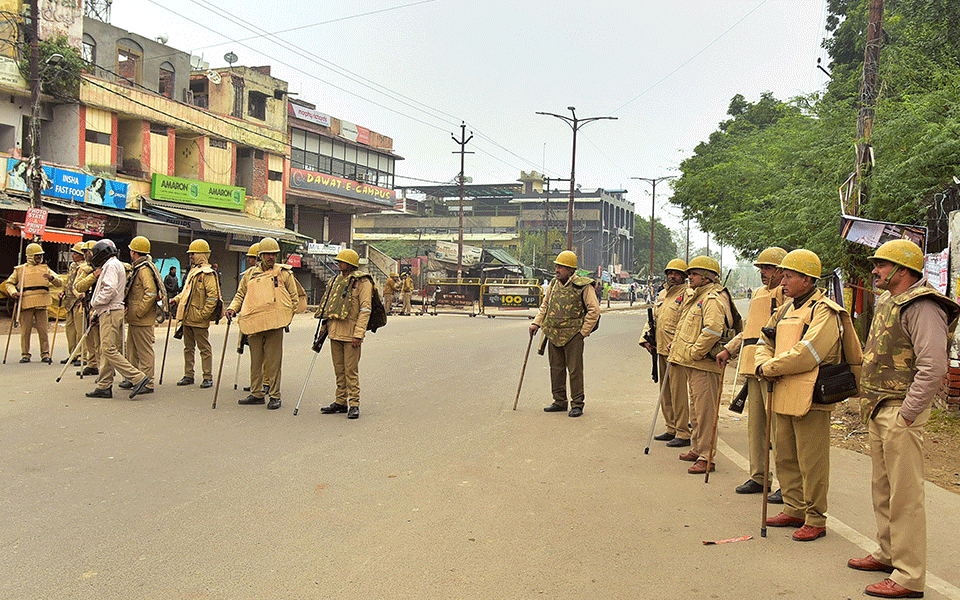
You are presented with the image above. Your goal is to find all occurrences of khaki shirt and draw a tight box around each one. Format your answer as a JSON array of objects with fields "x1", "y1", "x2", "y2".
[
  {"x1": 640, "y1": 283, "x2": 688, "y2": 355},
  {"x1": 173, "y1": 262, "x2": 220, "y2": 327},
  {"x1": 667, "y1": 282, "x2": 729, "y2": 373},
  {"x1": 889, "y1": 292, "x2": 949, "y2": 422},
  {"x1": 125, "y1": 257, "x2": 160, "y2": 326}
]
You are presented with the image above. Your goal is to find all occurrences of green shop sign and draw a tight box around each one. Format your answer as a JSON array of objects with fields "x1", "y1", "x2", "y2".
[{"x1": 151, "y1": 174, "x2": 245, "y2": 210}]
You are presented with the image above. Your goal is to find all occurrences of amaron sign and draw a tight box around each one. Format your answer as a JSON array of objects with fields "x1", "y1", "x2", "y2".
[{"x1": 151, "y1": 174, "x2": 245, "y2": 211}]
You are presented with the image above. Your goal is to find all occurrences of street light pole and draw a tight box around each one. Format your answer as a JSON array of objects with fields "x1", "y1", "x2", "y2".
[
  {"x1": 632, "y1": 175, "x2": 676, "y2": 286},
  {"x1": 537, "y1": 107, "x2": 616, "y2": 251}
]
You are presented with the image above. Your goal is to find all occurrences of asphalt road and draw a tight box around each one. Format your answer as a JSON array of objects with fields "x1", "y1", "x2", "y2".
[{"x1": 2, "y1": 309, "x2": 959, "y2": 599}]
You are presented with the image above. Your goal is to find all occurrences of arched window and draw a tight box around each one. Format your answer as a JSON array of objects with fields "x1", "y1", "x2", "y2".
[
  {"x1": 159, "y1": 61, "x2": 175, "y2": 98},
  {"x1": 116, "y1": 38, "x2": 144, "y2": 86},
  {"x1": 81, "y1": 34, "x2": 96, "y2": 65}
]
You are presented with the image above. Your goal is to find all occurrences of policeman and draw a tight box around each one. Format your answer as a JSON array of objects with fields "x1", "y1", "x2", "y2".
[
  {"x1": 755, "y1": 249, "x2": 856, "y2": 542},
  {"x1": 400, "y1": 273, "x2": 415, "y2": 315},
  {"x1": 117, "y1": 236, "x2": 165, "y2": 394},
  {"x1": 61, "y1": 242, "x2": 86, "y2": 365},
  {"x1": 529, "y1": 250, "x2": 601, "y2": 418},
  {"x1": 73, "y1": 240, "x2": 100, "y2": 375},
  {"x1": 226, "y1": 238, "x2": 301, "y2": 410},
  {"x1": 317, "y1": 248, "x2": 374, "y2": 419},
  {"x1": 666, "y1": 256, "x2": 734, "y2": 474},
  {"x1": 170, "y1": 239, "x2": 220, "y2": 388},
  {"x1": 640, "y1": 258, "x2": 691, "y2": 446},
  {"x1": 237, "y1": 242, "x2": 260, "y2": 393},
  {"x1": 847, "y1": 240, "x2": 958, "y2": 598},
  {"x1": 3, "y1": 242, "x2": 62, "y2": 363},
  {"x1": 716, "y1": 247, "x2": 787, "y2": 495},
  {"x1": 383, "y1": 272, "x2": 400, "y2": 315}
]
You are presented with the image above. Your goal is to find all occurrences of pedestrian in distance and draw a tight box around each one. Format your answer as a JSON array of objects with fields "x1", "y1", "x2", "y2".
[
  {"x1": 3, "y1": 243, "x2": 62, "y2": 363},
  {"x1": 716, "y1": 247, "x2": 787, "y2": 497},
  {"x1": 317, "y1": 248, "x2": 374, "y2": 419},
  {"x1": 84, "y1": 239, "x2": 151, "y2": 399},
  {"x1": 641, "y1": 259, "x2": 691, "y2": 446},
  {"x1": 755, "y1": 249, "x2": 860, "y2": 542},
  {"x1": 848, "y1": 240, "x2": 958, "y2": 599},
  {"x1": 383, "y1": 272, "x2": 400, "y2": 315},
  {"x1": 170, "y1": 239, "x2": 220, "y2": 389},
  {"x1": 164, "y1": 266, "x2": 180, "y2": 300},
  {"x1": 400, "y1": 273, "x2": 414, "y2": 315},
  {"x1": 529, "y1": 250, "x2": 600, "y2": 418}
]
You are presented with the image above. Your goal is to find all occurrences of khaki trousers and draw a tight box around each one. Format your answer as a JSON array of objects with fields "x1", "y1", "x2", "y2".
[
  {"x1": 126, "y1": 324, "x2": 156, "y2": 391},
  {"x1": 249, "y1": 328, "x2": 283, "y2": 399},
  {"x1": 402, "y1": 292, "x2": 412, "y2": 315},
  {"x1": 183, "y1": 325, "x2": 212, "y2": 380},
  {"x1": 677, "y1": 365, "x2": 720, "y2": 460},
  {"x1": 869, "y1": 405, "x2": 928, "y2": 592},
  {"x1": 330, "y1": 339, "x2": 362, "y2": 406},
  {"x1": 775, "y1": 409, "x2": 830, "y2": 527},
  {"x1": 657, "y1": 355, "x2": 690, "y2": 439},
  {"x1": 84, "y1": 322, "x2": 100, "y2": 368},
  {"x1": 96, "y1": 309, "x2": 145, "y2": 390},
  {"x1": 18, "y1": 306, "x2": 50, "y2": 359},
  {"x1": 747, "y1": 377, "x2": 777, "y2": 485},
  {"x1": 64, "y1": 302, "x2": 83, "y2": 360},
  {"x1": 384, "y1": 293, "x2": 395, "y2": 314},
  {"x1": 547, "y1": 333, "x2": 585, "y2": 409}
]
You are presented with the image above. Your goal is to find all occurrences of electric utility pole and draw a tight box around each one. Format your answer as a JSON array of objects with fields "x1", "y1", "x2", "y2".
[
  {"x1": 451, "y1": 122, "x2": 473, "y2": 278},
  {"x1": 632, "y1": 175, "x2": 675, "y2": 285},
  {"x1": 852, "y1": 0, "x2": 884, "y2": 216}
]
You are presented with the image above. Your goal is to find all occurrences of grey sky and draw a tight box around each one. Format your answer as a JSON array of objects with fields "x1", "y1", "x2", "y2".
[{"x1": 113, "y1": 0, "x2": 833, "y2": 257}]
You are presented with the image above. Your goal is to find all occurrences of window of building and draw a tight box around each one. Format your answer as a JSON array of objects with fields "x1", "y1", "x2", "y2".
[
  {"x1": 268, "y1": 170, "x2": 283, "y2": 182},
  {"x1": 116, "y1": 39, "x2": 143, "y2": 86},
  {"x1": 81, "y1": 34, "x2": 96, "y2": 65},
  {"x1": 248, "y1": 91, "x2": 267, "y2": 120},
  {"x1": 85, "y1": 129, "x2": 111, "y2": 145},
  {"x1": 289, "y1": 127, "x2": 396, "y2": 189},
  {"x1": 231, "y1": 76, "x2": 244, "y2": 118},
  {"x1": 149, "y1": 123, "x2": 168, "y2": 136},
  {"x1": 158, "y1": 62, "x2": 175, "y2": 98},
  {"x1": 209, "y1": 138, "x2": 228, "y2": 150},
  {"x1": 189, "y1": 77, "x2": 209, "y2": 108}
]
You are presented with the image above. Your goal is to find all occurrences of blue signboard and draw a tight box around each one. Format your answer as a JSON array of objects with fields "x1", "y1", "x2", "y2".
[{"x1": 5, "y1": 158, "x2": 128, "y2": 209}]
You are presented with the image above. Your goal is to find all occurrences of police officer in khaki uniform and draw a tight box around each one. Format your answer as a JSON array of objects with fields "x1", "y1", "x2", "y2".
[
  {"x1": 640, "y1": 259, "x2": 690, "y2": 445},
  {"x1": 755, "y1": 249, "x2": 859, "y2": 542},
  {"x1": 73, "y1": 241, "x2": 100, "y2": 375},
  {"x1": 666, "y1": 256, "x2": 733, "y2": 474},
  {"x1": 318, "y1": 248, "x2": 373, "y2": 419},
  {"x1": 237, "y1": 242, "x2": 260, "y2": 393},
  {"x1": 383, "y1": 272, "x2": 400, "y2": 315},
  {"x1": 716, "y1": 247, "x2": 787, "y2": 495},
  {"x1": 400, "y1": 273, "x2": 415, "y2": 315},
  {"x1": 529, "y1": 251, "x2": 601, "y2": 418},
  {"x1": 3, "y1": 243, "x2": 62, "y2": 363},
  {"x1": 170, "y1": 239, "x2": 220, "y2": 388},
  {"x1": 61, "y1": 242, "x2": 86, "y2": 365},
  {"x1": 847, "y1": 240, "x2": 958, "y2": 599},
  {"x1": 226, "y1": 238, "x2": 301, "y2": 410},
  {"x1": 117, "y1": 236, "x2": 165, "y2": 394}
]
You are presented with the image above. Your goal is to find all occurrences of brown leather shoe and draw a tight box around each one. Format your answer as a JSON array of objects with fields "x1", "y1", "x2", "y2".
[
  {"x1": 765, "y1": 512, "x2": 804, "y2": 527},
  {"x1": 687, "y1": 459, "x2": 715, "y2": 474},
  {"x1": 848, "y1": 555, "x2": 895, "y2": 573},
  {"x1": 864, "y1": 578, "x2": 923, "y2": 598},
  {"x1": 678, "y1": 450, "x2": 699, "y2": 462},
  {"x1": 792, "y1": 524, "x2": 826, "y2": 541}
]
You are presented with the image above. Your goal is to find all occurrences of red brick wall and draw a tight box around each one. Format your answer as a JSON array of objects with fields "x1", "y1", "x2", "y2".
[
  {"x1": 251, "y1": 153, "x2": 267, "y2": 197},
  {"x1": 939, "y1": 363, "x2": 960, "y2": 412}
]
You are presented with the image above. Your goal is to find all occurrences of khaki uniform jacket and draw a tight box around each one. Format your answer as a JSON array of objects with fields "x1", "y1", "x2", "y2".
[
  {"x1": 640, "y1": 283, "x2": 688, "y2": 356},
  {"x1": 724, "y1": 282, "x2": 785, "y2": 376},
  {"x1": 667, "y1": 282, "x2": 730, "y2": 373},
  {"x1": 401, "y1": 277, "x2": 415, "y2": 293},
  {"x1": 125, "y1": 257, "x2": 161, "y2": 326},
  {"x1": 73, "y1": 263, "x2": 98, "y2": 297},
  {"x1": 228, "y1": 264, "x2": 299, "y2": 333},
  {"x1": 173, "y1": 263, "x2": 219, "y2": 327},
  {"x1": 383, "y1": 277, "x2": 400, "y2": 295},
  {"x1": 322, "y1": 273, "x2": 373, "y2": 342},
  {"x1": 62, "y1": 260, "x2": 83, "y2": 310},
  {"x1": 2, "y1": 262, "x2": 62, "y2": 310}
]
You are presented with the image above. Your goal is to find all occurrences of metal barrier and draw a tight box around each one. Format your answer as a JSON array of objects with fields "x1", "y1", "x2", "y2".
[
  {"x1": 480, "y1": 278, "x2": 542, "y2": 319},
  {"x1": 427, "y1": 278, "x2": 482, "y2": 317}
]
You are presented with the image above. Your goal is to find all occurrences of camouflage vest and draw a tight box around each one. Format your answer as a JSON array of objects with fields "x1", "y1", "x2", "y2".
[
  {"x1": 542, "y1": 275, "x2": 593, "y2": 346},
  {"x1": 860, "y1": 280, "x2": 959, "y2": 418},
  {"x1": 320, "y1": 271, "x2": 372, "y2": 320}
]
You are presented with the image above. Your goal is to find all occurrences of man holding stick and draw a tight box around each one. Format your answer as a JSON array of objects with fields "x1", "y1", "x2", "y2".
[
  {"x1": 118, "y1": 236, "x2": 165, "y2": 395},
  {"x1": 60, "y1": 242, "x2": 86, "y2": 365},
  {"x1": 640, "y1": 259, "x2": 690, "y2": 446},
  {"x1": 529, "y1": 251, "x2": 600, "y2": 419},
  {"x1": 3, "y1": 243, "x2": 62, "y2": 364},
  {"x1": 170, "y1": 239, "x2": 220, "y2": 389}
]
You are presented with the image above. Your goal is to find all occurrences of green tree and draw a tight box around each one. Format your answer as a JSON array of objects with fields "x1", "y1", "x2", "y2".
[{"x1": 633, "y1": 214, "x2": 678, "y2": 276}]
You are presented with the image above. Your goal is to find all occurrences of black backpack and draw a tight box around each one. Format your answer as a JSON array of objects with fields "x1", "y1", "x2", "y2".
[{"x1": 367, "y1": 280, "x2": 388, "y2": 333}]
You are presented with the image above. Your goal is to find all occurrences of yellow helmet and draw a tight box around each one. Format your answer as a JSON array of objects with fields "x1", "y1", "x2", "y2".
[
  {"x1": 25, "y1": 243, "x2": 44, "y2": 257},
  {"x1": 335, "y1": 248, "x2": 360, "y2": 267},
  {"x1": 687, "y1": 255, "x2": 719, "y2": 276},
  {"x1": 754, "y1": 247, "x2": 787, "y2": 268},
  {"x1": 390, "y1": 272, "x2": 399, "y2": 278},
  {"x1": 258, "y1": 237, "x2": 281, "y2": 254},
  {"x1": 779, "y1": 249, "x2": 821, "y2": 279},
  {"x1": 246, "y1": 243, "x2": 260, "y2": 257},
  {"x1": 869, "y1": 239, "x2": 923, "y2": 274},
  {"x1": 188, "y1": 239, "x2": 210, "y2": 254},
  {"x1": 83, "y1": 240, "x2": 95, "y2": 251},
  {"x1": 71, "y1": 242, "x2": 85, "y2": 254},
  {"x1": 128, "y1": 236, "x2": 151, "y2": 254},
  {"x1": 554, "y1": 250, "x2": 578, "y2": 269},
  {"x1": 664, "y1": 258, "x2": 687, "y2": 275}
]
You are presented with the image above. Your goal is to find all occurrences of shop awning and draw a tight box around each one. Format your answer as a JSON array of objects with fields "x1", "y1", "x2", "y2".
[
  {"x1": 42, "y1": 199, "x2": 175, "y2": 225},
  {"x1": 0, "y1": 194, "x2": 72, "y2": 215},
  {"x1": 5, "y1": 224, "x2": 83, "y2": 244},
  {"x1": 145, "y1": 201, "x2": 311, "y2": 242}
]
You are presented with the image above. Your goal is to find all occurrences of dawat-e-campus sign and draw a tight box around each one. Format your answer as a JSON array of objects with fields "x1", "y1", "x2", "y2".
[{"x1": 151, "y1": 174, "x2": 245, "y2": 211}]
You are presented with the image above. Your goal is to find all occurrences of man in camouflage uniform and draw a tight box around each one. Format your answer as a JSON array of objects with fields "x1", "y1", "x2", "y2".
[
  {"x1": 317, "y1": 248, "x2": 373, "y2": 419},
  {"x1": 60, "y1": 242, "x2": 86, "y2": 365},
  {"x1": 530, "y1": 250, "x2": 601, "y2": 418},
  {"x1": 716, "y1": 247, "x2": 786, "y2": 496},
  {"x1": 170, "y1": 239, "x2": 220, "y2": 388},
  {"x1": 383, "y1": 272, "x2": 400, "y2": 315},
  {"x1": 118, "y1": 236, "x2": 165, "y2": 394},
  {"x1": 640, "y1": 258, "x2": 690, "y2": 446},
  {"x1": 3, "y1": 243, "x2": 62, "y2": 363},
  {"x1": 400, "y1": 273, "x2": 415, "y2": 315},
  {"x1": 666, "y1": 256, "x2": 733, "y2": 474},
  {"x1": 847, "y1": 240, "x2": 958, "y2": 599}
]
